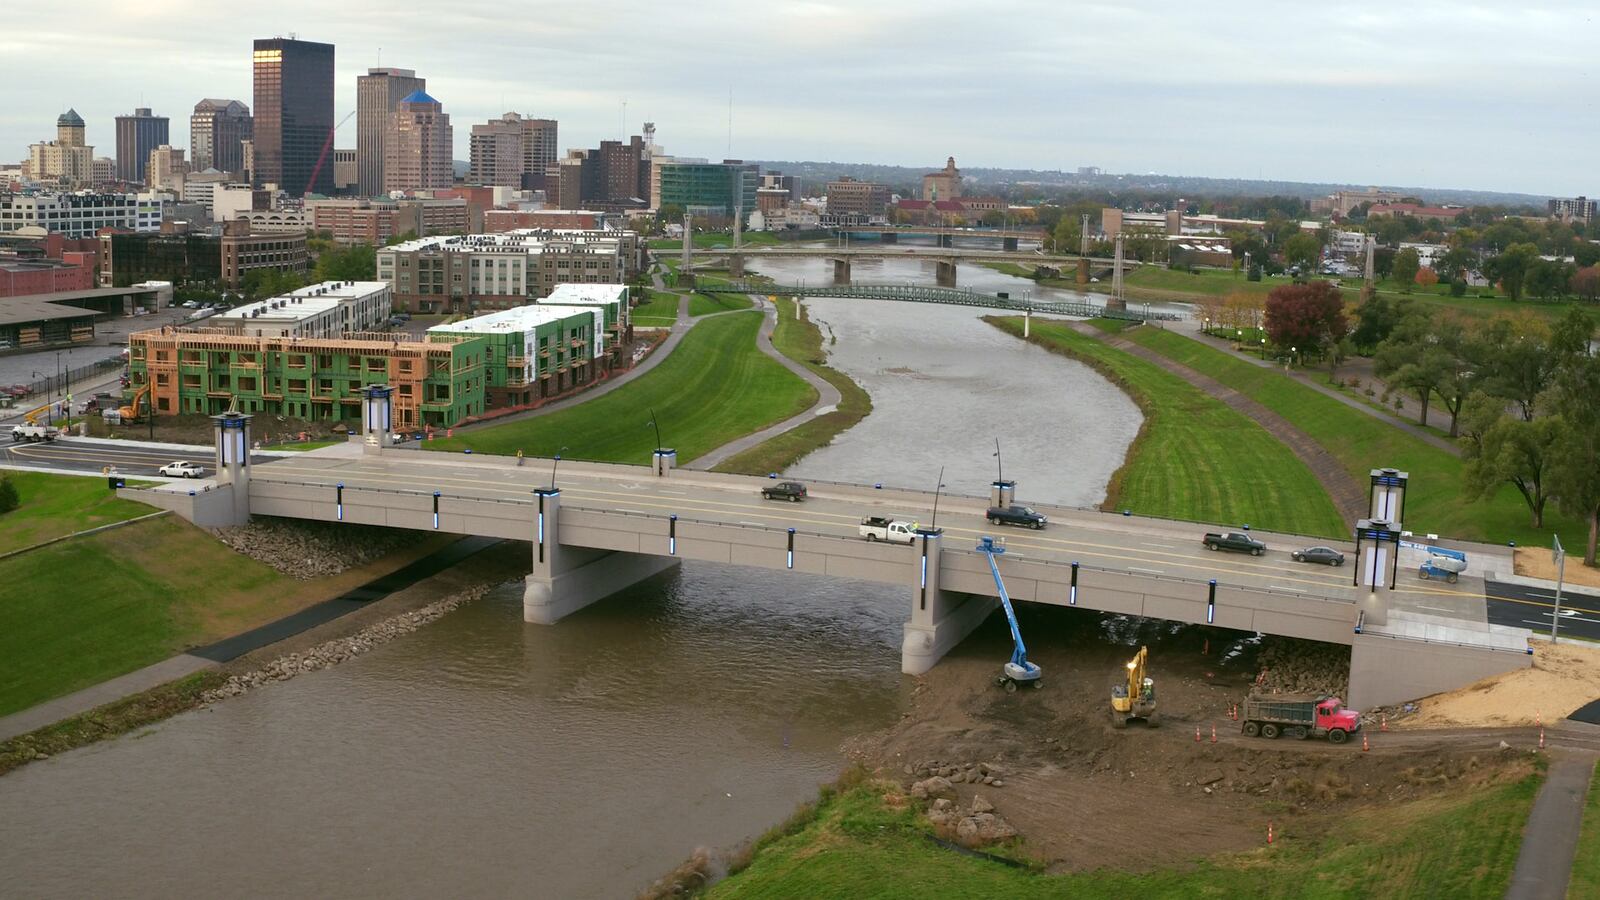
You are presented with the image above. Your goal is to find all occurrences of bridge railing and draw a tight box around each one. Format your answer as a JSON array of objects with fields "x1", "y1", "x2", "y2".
[{"x1": 702, "y1": 280, "x2": 1177, "y2": 322}]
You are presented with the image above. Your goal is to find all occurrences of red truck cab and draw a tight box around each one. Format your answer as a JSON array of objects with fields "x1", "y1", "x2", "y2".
[{"x1": 1316, "y1": 697, "x2": 1362, "y2": 735}]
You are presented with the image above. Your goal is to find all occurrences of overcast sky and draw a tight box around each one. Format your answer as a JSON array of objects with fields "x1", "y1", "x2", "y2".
[{"x1": 3, "y1": 1, "x2": 1594, "y2": 196}]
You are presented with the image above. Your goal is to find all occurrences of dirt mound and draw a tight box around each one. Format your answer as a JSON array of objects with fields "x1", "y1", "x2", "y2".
[{"x1": 1402, "y1": 641, "x2": 1600, "y2": 728}]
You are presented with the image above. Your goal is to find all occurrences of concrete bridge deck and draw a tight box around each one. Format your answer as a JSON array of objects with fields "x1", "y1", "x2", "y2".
[{"x1": 132, "y1": 442, "x2": 1531, "y2": 709}]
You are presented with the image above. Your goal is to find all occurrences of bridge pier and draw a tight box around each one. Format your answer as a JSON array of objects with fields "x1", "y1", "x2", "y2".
[
  {"x1": 902, "y1": 528, "x2": 998, "y2": 674},
  {"x1": 522, "y1": 489, "x2": 681, "y2": 624},
  {"x1": 1002, "y1": 236, "x2": 1018, "y2": 251},
  {"x1": 830, "y1": 257, "x2": 852, "y2": 284},
  {"x1": 728, "y1": 253, "x2": 745, "y2": 278},
  {"x1": 937, "y1": 234, "x2": 954, "y2": 248},
  {"x1": 935, "y1": 259, "x2": 958, "y2": 287},
  {"x1": 212, "y1": 411, "x2": 252, "y2": 526},
  {"x1": 1076, "y1": 258, "x2": 1089, "y2": 285},
  {"x1": 882, "y1": 232, "x2": 898, "y2": 244}
]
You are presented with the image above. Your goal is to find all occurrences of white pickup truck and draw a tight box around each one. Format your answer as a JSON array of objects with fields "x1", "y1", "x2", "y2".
[
  {"x1": 859, "y1": 516, "x2": 919, "y2": 544},
  {"x1": 10, "y1": 423, "x2": 59, "y2": 442}
]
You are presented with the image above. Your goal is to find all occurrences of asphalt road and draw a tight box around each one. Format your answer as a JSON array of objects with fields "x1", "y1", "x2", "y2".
[
  {"x1": 1486, "y1": 578, "x2": 1600, "y2": 642},
  {"x1": 0, "y1": 438, "x2": 246, "y2": 477}
]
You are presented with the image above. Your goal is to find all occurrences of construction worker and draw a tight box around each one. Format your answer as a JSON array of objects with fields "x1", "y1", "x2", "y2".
[{"x1": 516, "y1": 449, "x2": 524, "y2": 467}]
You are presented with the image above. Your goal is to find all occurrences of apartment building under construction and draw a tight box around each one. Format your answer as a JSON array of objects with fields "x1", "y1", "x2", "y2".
[{"x1": 127, "y1": 328, "x2": 487, "y2": 429}]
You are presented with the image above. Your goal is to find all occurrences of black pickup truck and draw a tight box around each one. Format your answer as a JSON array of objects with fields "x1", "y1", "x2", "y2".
[
  {"x1": 987, "y1": 505, "x2": 1048, "y2": 529},
  {"x1": 1203, "y1": 531, "x2": 1266, "y2": 556},
  {"x1": 761, "y1": 481, "x2": 808, "y2": 502}
]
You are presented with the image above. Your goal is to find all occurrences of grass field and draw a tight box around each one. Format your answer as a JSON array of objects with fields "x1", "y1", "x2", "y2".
[
  {"x1": 427, "y1": 311, "x2": 817, "y2": 464},
  {"x1": 1119, "y1": 327, "x2": 1588, "y2": 548},
  {"x1": 987, "y1": 317, "x2": 1346, "y2": 537},
  {"x1": 1571, "y1": 760, "x2": 1600, "y2": 899},
  {"x1": 689, "y1": 292, "x2": 754, "y2": 316},
  {"x1": 633, "y1": 289, "x2": 681, "y2": 323},
  {"x1": 708, "y1": 772, "x2": 1540, "y2": 899},
  {"x1": 713, "y1": 295, "x2": 873, "y2": 475},
  {"x1": 271, "y1": 440, "x2": 340, "y2": 452},
  {"x1": 0, "y1": 471, "x2": 154, "y2": 555},
  {"x1": 0, "y1": 515, "x2": 447, "y2": 717}
]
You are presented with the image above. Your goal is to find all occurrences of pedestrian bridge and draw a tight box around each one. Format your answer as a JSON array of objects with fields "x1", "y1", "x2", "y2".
[
  {"x1": 702, "y1": 280, "x2": 1177, "y2": 322},
  {"x1": 127, "y1": 411, "x2": 1533, "y2": 710}
]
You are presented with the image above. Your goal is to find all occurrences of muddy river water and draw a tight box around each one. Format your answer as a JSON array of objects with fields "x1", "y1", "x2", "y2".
[{"x1": 0, "y1": 262, "x2": 1146, "y2": 898}]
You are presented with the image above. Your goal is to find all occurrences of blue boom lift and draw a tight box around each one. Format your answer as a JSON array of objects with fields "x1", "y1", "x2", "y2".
[{"x1": 976, "y1": 536, "x2": 1042, "y2": 692}]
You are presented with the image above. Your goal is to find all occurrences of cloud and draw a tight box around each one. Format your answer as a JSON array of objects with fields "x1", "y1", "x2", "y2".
[{"x1": 2, "y1": 0, "x2": 1592, "y2": 195}]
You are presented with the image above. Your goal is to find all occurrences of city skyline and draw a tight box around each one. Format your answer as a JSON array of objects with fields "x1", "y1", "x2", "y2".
[{"x1": 0, "y1": 1, "x2": 1596, "y2": 196}]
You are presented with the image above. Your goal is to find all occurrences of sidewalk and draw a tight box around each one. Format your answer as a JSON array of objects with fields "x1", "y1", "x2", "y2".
[
  {"x1": 0, "y1": 654, "x2": 217, "y2": 743},
  {"x1": 1506, "y1": 752, "x2": 1597, "y2": 900}
]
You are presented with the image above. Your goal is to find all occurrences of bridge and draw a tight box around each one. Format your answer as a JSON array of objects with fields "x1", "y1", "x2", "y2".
[
  {"x1": 827, "y1": 226, "x2": 1044, "y2": 249},
  {"x1": 684, "y1": 245, "x2": 1130, "y2": 288},
  {"x1": 124, "y1": 402, "x2": 1535, "y2": 711},
  {"x1": 700, "y1": 281, "x2": 1178, "y2": 322}
]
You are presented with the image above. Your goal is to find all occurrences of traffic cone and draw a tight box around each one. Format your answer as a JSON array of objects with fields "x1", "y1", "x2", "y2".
[
  {"x1": 1267, "y1": 822, "x2": 1274, "y2": 845},
  {"x1": 1195, "y1": 726, "x2": 1202, "y2": 742},
  {"x1": 1211, "y1": 724, "x2": 1218, "y2": 743},
  {"x1": 1540, "y1": 728, "x2": 1546, "y2": 750},
  {"x1": 1362, "y1": 732, "x2": 1369, "y2": 752},
  {"x1": 1537, "y1": 710, "x2": 1543, "y2": 727},
  {"x1": 1381, "y1": 714, "x2": 1388, "y2": 732}
]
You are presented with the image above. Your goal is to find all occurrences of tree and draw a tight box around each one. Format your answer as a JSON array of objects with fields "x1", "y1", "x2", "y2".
[
  {"x1": 313, "y1": 243, "x2": 377, "y2": 282},
  {"x1": 1524, "y1": 258, "x2": 1573, "y2": 301},
  {"x1": 1469, "y1": 313, "x2": 1554, "y2": 420},
  {"x1": 1548, "y1": 351, "x2": 1600, "y2": 566},
  {"x1": 1282, "y1": 232, "x2": 1321, "y2": 272},
  {"x1": 1460, "y1": 392, "x2": 1561, "y2": 528},
  {"x1": 1351, "y1": 294, "x2": 1407, "y2": 353},
  {"x1": 0, "y1": 473, "x2": 17, "y2": 514},
  {"x1": 1482, "y1": 242, "x2": 1539, "y2": 300},
  {"x1": 1263, "y1": 281, "x2": 1347, "y2": 358},
  {"x1": 1372, "y1": 246, "x2": 1395, "y2": 279},
  {"x1": 1436, "y1": 246, "x2": 1479, "y2": 282},
  {"x1": 1570, "y1": 266, "x2": 1600, "y2": 302},
  {"x1": 1414, "y1": 267, "x2": 1439, "y2": 289},
  {"x1": 1375, "y1": 310, "x2": 1474, "y2": 433},
  {"x1": 1051, "y1": 216, "x2": 1081, "y2": 254},
  {"x1": 1391, "y1": 247, "x2": 1421, "y2": 291},
  {"x1": 1574, "y1": 242, "x2": 1600, "y2": 269}
]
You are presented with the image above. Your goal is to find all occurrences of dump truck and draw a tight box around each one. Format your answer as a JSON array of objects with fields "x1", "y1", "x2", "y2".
[{"x1": 1240, "y1": 694, "x2": 1361, "y2": 743}]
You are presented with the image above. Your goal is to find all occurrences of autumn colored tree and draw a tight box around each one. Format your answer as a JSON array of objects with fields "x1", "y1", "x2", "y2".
[
  {"x1": 1263, "y1": 281, "x2": 1347, "y2": 360},
  {"x1": 1571, "y1": 265, "x2": 1600, "y2": 302},
  {"x1": 1415, "y1": 267, "x2": 1439, "y2": 289}
]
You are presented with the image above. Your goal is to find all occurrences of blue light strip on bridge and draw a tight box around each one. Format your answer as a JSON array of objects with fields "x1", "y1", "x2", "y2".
[
  {"x1": 1069, "y1": 561, "x2": 1079, "y2": 605},
  {"x1": 1207, "y1": 579, "x2": 1217, "y2": 624},
  {"x1": 336, "y1": 483, "x2": 343, "y2": 521}
]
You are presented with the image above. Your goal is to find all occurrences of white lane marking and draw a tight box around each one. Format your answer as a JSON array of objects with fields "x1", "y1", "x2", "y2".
[
  {"x1": 1142, "y1": 542, "x2": 1176, "y2": 549},
  {"x1": 1128, "y1": 566, "x2": 1164, "y2": 575},
  {"x1": 1415, "y1": 605, "x2": 1455, "y2": 613},
  {"x1": 659, "y1": 490, "x2": 687, "y2": 496},
  {"x1": 1269, "y1": 585, "x2": 1304, "y2": 592},
  {"x1": 738, "y1": 521, "x2": 765, "y2": 527},
  {"x1": 617, "y1": 508, "x2": 648, "y2": 515}
]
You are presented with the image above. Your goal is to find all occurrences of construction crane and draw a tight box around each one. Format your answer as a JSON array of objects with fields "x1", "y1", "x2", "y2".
[
  {"x1": 304, "y1": 110, "x2": 356, "y2": 196},
  {"x1": 975, "y1": 535, "x2": 1041, "y2": 692},
  {"x1": 1110, "y1": 646, "x2": 1157, "y2": 728}
]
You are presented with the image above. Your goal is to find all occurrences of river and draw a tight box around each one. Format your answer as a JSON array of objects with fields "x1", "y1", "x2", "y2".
[{"x1": 0, "y1": 261, "x2": 1145, "y2": 898}]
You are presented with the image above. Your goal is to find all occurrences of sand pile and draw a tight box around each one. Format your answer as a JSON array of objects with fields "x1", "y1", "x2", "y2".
[{"x1": 1404, "y1": 641, "x2": 1600, "y2": 728}]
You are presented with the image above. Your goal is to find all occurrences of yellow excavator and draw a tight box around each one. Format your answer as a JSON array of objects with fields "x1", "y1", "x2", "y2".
[
  {"x1": 1110, "y1": 646, "x2": 1158, "y2": 728},
  {"x1": 117, "y1": 383, "x2": 152, "y2": 424}
]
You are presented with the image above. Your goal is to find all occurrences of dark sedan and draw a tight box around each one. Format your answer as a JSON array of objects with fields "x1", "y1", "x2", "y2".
[{"x1": 1291, "y1": 546, "x2": 1346, "y2": 566}]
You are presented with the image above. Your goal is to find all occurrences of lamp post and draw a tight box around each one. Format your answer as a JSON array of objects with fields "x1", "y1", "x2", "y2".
[
  {"x1": 993, "y1": 438, "x2": 1004, "y2": 488},
  {"x1": 929, "y1": 465, "x2": 948, "y2": 531},
  {"x1": 1260, "y1": 336, "x2": 1267, "y2": 360},
  {"x1": 550, "y1": 445, "x2": 569, "y2": 491},
  {"x1": 646, "y1": 408, "x2": 663, "y2": 451}
]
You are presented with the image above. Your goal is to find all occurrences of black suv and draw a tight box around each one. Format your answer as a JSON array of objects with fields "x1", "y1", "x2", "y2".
[
  {"x1": 761, "y1": 481, "x2": 808, "y2": 502},
  {"x1": 987, "y1": 505, "x2": 1047, "y2": 529}
]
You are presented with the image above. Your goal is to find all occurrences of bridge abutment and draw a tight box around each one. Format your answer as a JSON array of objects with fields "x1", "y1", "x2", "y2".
[
  {"x1": 522, "y1": 489, "x2": 681, "y2": 624},
  {"x1": 901, "y1": 529, "x2": 998, "y2": 674}
]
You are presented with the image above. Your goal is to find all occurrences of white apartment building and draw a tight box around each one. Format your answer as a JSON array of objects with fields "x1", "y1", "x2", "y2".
[
  {"x1": 377, "y1": 228, "x2": 636, "y2": 313},
  {"x1": 211, "y1": 280, "x2": 393, "y2": 339}
]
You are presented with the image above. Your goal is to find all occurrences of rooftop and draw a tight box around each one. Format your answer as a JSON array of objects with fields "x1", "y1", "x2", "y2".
[
  {"x1": 217, "y1": 281, "x2": 389, "y2": 323},
  {"x1": 428, "y1": 304, "x2": 595, "y2": 335},
  {"x1": 542, "y1": 283, "x2": 627, "y2": 305},
  {"x1": 0, "y1": 296, "x2": 98, "y2": 326},
  {"x1": 383, "y1": 228, "x2": 626, "y2": 255},
  {"x1": 399, "y1": 89, "x2": 439, "y2": 105}
]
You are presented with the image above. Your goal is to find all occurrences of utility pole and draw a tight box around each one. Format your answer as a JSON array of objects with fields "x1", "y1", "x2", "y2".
[{"x1": 1552, "y1": 535, "x2": 1567, "y2": 641}]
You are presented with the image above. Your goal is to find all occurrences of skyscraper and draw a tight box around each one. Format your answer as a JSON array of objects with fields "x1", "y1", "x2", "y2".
[
  {"x1": 27, "y1": 109, "x2": 95, "y2": 187},
  {"x1": 384, "y1": 90, "x2": 452, "y2": 192},
  {"x1": 467, "y1": 112, "x2": 557, "y2": 190},
  {"x1": 115, "y1": 107, "x2": 169, "y2": 184},
  {"x1": 190, "y1": 99, "x2": 253, "y2": 175},
  {"x1": 356, "y1": 67, "x2": 425, "y2": 196},
  {"x1": 252, "y1": 37, "x2": 335, "y2": 196}
]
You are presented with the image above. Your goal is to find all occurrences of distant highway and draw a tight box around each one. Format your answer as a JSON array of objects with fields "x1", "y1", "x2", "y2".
[{"x1": 0, "y1": 438, "x2": 266, "y2": 477}]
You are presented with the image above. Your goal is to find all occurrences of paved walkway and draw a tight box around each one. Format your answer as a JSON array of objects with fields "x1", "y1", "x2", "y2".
[
  {"x1": 1174, "y1": 321, "x2": 1461, "y2": 456},
  {"x1": 1506, "y1": 751, "x2": 1597, "y2": 899},
  {"x1": 0, "y1": 653, "x2": 216, "y2": 743},
  {"x1": 1073, "y1": 322, "x2": 1369, "y2": 525},
  {"x1": 686, "y1": 296, "x2": 842, "y2": 470}
]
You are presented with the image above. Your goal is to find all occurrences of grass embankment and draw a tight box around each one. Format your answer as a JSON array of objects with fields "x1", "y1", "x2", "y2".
[
  {"x1": 271, "y1": 440, "x2": 340, "y2": 452},
  {"x1": 0, "y1": 471, "x2": 155, "y2": 555},
  {"x1": 707, "y1": 773, "x2": 1540, "y2": 898},
  {"x1": 712, "y1": 296, "x2": 873, "y2": 475},
  {"x1": 0, "y1": 670, "x2": 226, "y2": 776},
  {"x1": 429, "y1": 311, "x2": 816, "y2": 464},
  {"x1": 978, "y1": 260, "x2": 1081, "y2": 290},
  {"x1": 986, "y1": 317, "x2": 1345, "y2": 537},
  {"x1": 1572, "y1": 760, "x2": 1600, "y2": 899},
  {"x1": 1120, "y1": 327, "x2": 1587, "y2": 548},
  {"x1": 689, "y1": 293, "x2": 753, "y2": 316},
  {"x1": 634, "y1": 289, "x2": 681, "y2": 327},
  {"x1": 0, "y1": 514, "x2": 448, "y2": 717}
]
